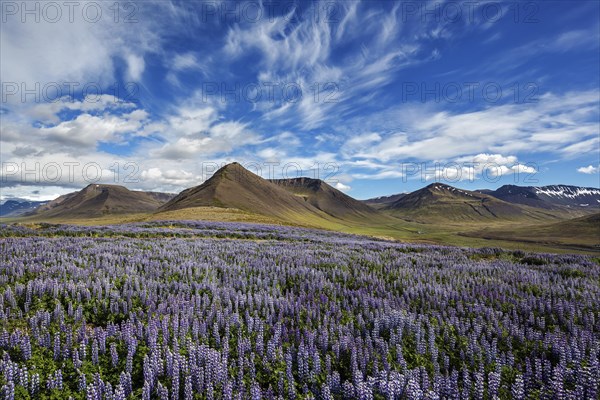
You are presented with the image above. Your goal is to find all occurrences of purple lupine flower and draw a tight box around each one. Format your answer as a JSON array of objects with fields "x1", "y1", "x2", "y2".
[
  {"x1": 79, "y1": 373, "x2": 87, "y2": 392},
  {"x1": 171, "y1": 357, "x2": 180, "y2": 400},
  {"x1": 157, "y1": 382, "x2": 169, "y2": 400},
  {"x1": 86, "y1": 384, "x2": 98, "y2": 400},
  {"x1": 53, "y1": 334, "x2": 61, "y2": 361},
  {"x1": 2, "y1": 381, "x2": 15, "y2": 400},
  {"x1": 251, "y1": 381, "x2": 262, "y2": 400},
  {"x1": 30, "y1": 373, "x2": 40, "y2": 395},
  {"x1": 321, "y1": 383, "x2": 334, "y2": 400},
  {"x1": 92, "y1": 339, "x2": 99, "y2": 365},
  {"x1": 110, "y1": 343, "x2": 119, "y2": 367},
  {"x1": 0, "y1": 222, "x2": 599, "y2": 399},
  {"x1": 126, "y1": 350, "x2": 133, "y2": 374},
  {"x1": 406, "y1": 376, "x2": 422, "y2": 400},
  {"x1": 487, "y1": 371, "x2": 500, "y2": 399},
  {"x1": 551, "y1": 365, "x2": 564, "y2": 399},
  {"x1": 114, "y1": 385, "x2": 126, "y2": 400},
  {"x1": 511, "y1": 374, "x2": 525, "y2": 400},
  {"x1": 21, "y1": 336, "x2": 32, "y2": 360},
  {"x1": 119, "y1": 372, "x2": 132, "y2": 397},
  {"x1": 184, "y1": 375, "x2": 193, "y2": 400},
  {"x1": 142, "y1": 381, "x2": 151, "y2": 400}
]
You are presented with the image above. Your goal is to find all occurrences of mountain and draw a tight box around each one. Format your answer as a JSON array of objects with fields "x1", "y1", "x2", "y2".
[
  {"x1": 481, "y1": 185, "x2": 600, "y2": 210},
  {"x1": 145, "y1": 191, "x2": 176, "y2": 203},
  {"x1": 362, "y1": 193, "x2": 407, "y2": 209},
  {"x1": 159, "y1": 163, "x2": 336, "y2": 222},
  {"x1": 159, "y1": 163, "x2": 384, "y2": 225},
  {"x1": 32, "y1": 184, "x2": 175, "y2": 219},
  {"x1": 5, "y1": 168, "x2": 596, "y2": 252},
  {"x1": 269, "y1": 177, "x2": 379, "y2": 220},
  {"x1": 0, "y1": 199, "x2": 49, "y2": 217},
  {"x1": 383, "y1": 183, "x2": 549, "y2": 223}
]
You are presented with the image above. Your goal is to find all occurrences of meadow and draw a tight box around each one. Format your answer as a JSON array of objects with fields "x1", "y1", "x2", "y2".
[{"x1": 0, "y1": 221, "x2": 599, "y2": 399}]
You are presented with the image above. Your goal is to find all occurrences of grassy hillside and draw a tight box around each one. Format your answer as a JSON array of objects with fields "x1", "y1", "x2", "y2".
[{"x1": 463, "y1": 213, "x2": 600, "y2": 252}]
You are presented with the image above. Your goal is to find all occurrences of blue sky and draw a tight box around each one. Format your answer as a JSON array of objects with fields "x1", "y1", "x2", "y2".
[{"x1": 1, "y1": 0, "x2": 599, "y2": 200}]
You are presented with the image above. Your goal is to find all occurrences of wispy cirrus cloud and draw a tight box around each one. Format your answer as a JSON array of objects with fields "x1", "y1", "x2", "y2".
[
  {"x1": 221, "y1": 1, "x2": 433, "y2": 130},
  {"x1": 477, "y1": 26, "x2": 600, "y2": 77}
]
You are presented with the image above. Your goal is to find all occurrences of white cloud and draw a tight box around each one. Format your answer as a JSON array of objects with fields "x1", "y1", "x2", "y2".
[
  {"x1": 1, "y1": 151, "x2": 122, "y2": 188},
  {"x1": 22, "y1": 95, "x2": 136, "y2": 124},
  {"x1": 560, "y1": 137, "x2": 600, "y2": 156},
  {"x1": 426, "y1": 166, "x2": 476, "y2": 182},
  {"x1": 140, "y1": 168, "x2": 198, "y2": 187},
  {"x1": 2, "y1": 98, "x2": 151, "y2": 161},
  {"x1": 334, "y1": 182, "x2": 351, "y2": 191},
  {"x1": 455, "y1": 154, "x2": 537, "y2": 177},
  {"x1": 577, "y1": 165, "x2": 600, "y2": 174},
  {"x1": 464, "y1": 153, "x2": 518, "y2": 166},
  {"x1": 344, "y1": 133, "x2": 382, "y2": 152},
  {"x1": 154, "y1": 119, "x2": 260, "y2": 160},
  {"x1": 2, "y1": 1, "x2": 597, "y2": 199},
  {"x1": 39, "y1": 112, "x2": 144, "y2": 150},
  {"x1": 167, "y1": 52, "x2": 208, "y2": 86},
  {"x1": 352, "y1": 170, "x2": 405, "y2": 180},
  {"x1": 426, "y1": 154, "x2": 537, "y2": 181},
  {"x1": 2, "y1": 89, "x2": 266, "y2": 194},
  {"x1": 165, "y1": 107, "x2": 219, "y2": 136},
  {"x1": 172, "y1": 53, "x2": 200, "y2": 71},
  {"x1": 257, "y1": 148, "x2": 284, "y2": 160},
  {"x1": 482, "y1": 27, "x2": 600, "y2": 75},
  {"x1": 348, "y1": 152, "x2": 538, "y2": 183},
  {"x1": 510, "y1": 164, "x2": 537, "y2": 174},
  {"x1": 0, "y1": 146, "x2": 208, "y2": 194},
  {"x1": 124, "y1": 53, "x2": 145, "y2": 81},
  {"x1": 342, "y1": 90, "x2": 599, "y2": 162},
  {"x1": 0, "y1": 1, "x2": 162, "y2": 92},
  {"x1": 0, "y1": 185, "x2": 76, "y2": 202},
  {"x1": 224, "y1": 11, "x2": 332, "y2": 71},
  {"x1": 126, "y1": 109, "x2": 150, "y2": 122},
  {"x1": 221, "y1": 1, "x2": 429, "y2": 130}
]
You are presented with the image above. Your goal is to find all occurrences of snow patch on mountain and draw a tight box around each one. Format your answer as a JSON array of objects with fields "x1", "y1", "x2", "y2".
[{"x1": 534, "y1": 186, "x2": 600, "y2": 199}]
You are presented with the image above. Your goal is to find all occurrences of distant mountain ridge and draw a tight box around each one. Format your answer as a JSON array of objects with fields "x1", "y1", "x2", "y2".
[
  {"x1": 362, "y1": 193, "x2": 407, "y2": 209},
  {"x1": 4, "y1": 166, "x2": 596, "y2": 252},
  {"x1": 479, "y1": 184, "x2": 600, "y2": 209},
  {"x1": 0, "y1": 199, "x2": 49, "y2": 217},
  {"x1": 379, "y1": 183, "x2": 544, "y2": 223},
  {"x1": 6, "y1": 164, "x2": 598, "y2": 230}
]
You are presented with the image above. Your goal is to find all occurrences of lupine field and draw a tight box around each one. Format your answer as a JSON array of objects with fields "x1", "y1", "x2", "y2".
[{"x1": 0, "y1": 222, "x2": 599, "y2": 400}]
